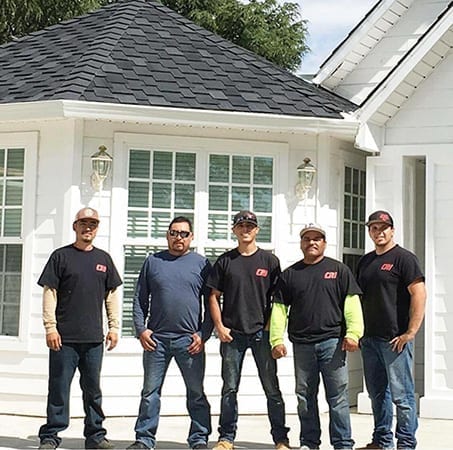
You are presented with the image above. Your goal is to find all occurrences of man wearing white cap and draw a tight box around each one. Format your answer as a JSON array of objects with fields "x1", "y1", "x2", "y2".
[
  {"x1": 270, "y1": 223, "x2": 364, "y2": 450},
  {"x1": 37, "y1": 207, "x2": 122, "y2": 449}
]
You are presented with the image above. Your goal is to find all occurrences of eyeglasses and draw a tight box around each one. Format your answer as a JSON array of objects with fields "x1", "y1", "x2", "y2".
[
  {"x1": 168, "y1": 229, "x2": 191, "y2": 239},
  {"x1": 77, "y1": 220, "x2": 98, "y2": 229}
]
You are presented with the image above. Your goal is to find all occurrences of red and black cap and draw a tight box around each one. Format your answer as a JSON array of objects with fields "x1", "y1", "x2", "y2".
[{"x1": 365, "y1": 210, "x2": 394, "y2": 227}]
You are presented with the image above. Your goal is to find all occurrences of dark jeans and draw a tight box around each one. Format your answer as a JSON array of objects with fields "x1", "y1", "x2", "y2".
[
  {"x1": 134, "y1": 334, "x2": 211, "y2": 449},
  {"x1": 361, "y1": 337, "x2": 418, "y2": 450},
  {"x1": 293, "y1": 338, "x2": 354, "y2": 450},
  {"x1": 39, "y1": 342, "x2": 106, "y2": 447},
  {"x1": 218, "y1": 330, "x2": 289, "y2": 444}
]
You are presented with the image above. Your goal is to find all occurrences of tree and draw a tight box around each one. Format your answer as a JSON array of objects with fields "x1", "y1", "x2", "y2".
[{"x1": 0, "y1": 0, "x2": 308, "y2": 72}]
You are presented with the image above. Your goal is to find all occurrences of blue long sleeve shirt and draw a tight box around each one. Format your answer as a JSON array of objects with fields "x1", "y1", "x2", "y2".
[{"x1": 133, "y1": 250, "x2": 213, "y2": 341}]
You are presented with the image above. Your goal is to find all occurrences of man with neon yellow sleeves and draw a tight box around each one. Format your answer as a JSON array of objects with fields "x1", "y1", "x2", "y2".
[{"x1": 270, "y1": 223, "x2": 364, "y2": 450}]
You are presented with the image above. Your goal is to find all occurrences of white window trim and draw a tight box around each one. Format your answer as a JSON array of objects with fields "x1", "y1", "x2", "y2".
[{"x1": 0, "y1": 132, "x2": 38, "y2": 351}]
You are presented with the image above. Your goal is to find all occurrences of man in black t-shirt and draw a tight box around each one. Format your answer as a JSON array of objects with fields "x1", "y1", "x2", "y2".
[
  {"x1": 270, "y1": 223, "x2": 363, "y2": 450},
  {"x1": 356, "y1": 211, "x2": 426, "y2": 450},
  {"x1": 208, "y1": 210, "x2": 290, "y2": 450},
  {"x1": 37, "y1": 207, "x2": 122, "y2": 450}
]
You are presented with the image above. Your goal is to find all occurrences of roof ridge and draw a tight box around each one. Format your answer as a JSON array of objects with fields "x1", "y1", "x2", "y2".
[{"x1": 54, "y1": 0, "x2": 145, "y2": 99}]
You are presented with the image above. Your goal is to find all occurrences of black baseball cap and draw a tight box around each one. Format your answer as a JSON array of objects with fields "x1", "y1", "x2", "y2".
[
  {"x1": 233, "y1": 210, "x2": 258, "y2": 227},
  {"x1": 366, "y1": 210, "x2": 394, "y2": 227}
]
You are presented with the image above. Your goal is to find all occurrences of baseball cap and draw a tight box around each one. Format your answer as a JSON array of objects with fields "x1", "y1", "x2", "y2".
[
  {"x1": 365, "y1": 210, "x2": 394, "y2": 227},
  {"x1": 300, "y1": 223, "x2": 326, "y2": 239},
  {"x1": 74, "y1": 207, "x2": 100, "y2": 223},
  {"x1": 233, "y1": 210, "x2": 258, "y2": 227}
]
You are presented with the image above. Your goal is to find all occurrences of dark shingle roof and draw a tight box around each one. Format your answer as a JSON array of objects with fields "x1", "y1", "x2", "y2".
[{"x1": 0, "y1": 0, "x2": 355, "y2": 118}]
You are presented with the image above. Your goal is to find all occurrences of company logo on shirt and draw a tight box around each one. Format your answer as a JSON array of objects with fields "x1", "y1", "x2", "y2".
[
  {"x1": 256, "y1": 268, "x2": 268, "y2": 277},
  {"x1": 380, "y1": 263, "x2": 394, "y2": 271},
  {"x1": 96, "y1": 264, "x2": 107, "y2": 272},
  {"x1": 324, "y1": 271, "x2": 338, "y2": 279}
]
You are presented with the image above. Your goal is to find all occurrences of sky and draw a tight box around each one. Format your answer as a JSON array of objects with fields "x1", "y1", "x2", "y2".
[{"x1": 285, "y1": 0, "x2": 377, "y2": 74}]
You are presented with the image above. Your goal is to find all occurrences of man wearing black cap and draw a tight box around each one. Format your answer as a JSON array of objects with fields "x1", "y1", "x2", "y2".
[
  {"x1": 37, "y1": 207, "x2": 122, "y2": 449},
  {"x1": 208, "y1": 210, "x2": 290, "y2": 450},
  {"x1": 270, "y1": 223, "x2": 363, "y2": 450},
  {"x1": 356, "y1": 211, "x2": 426, "y2": 450}
]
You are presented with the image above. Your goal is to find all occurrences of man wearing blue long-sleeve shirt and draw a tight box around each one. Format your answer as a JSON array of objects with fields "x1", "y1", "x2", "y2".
[{"x1": 127, "y1": 217, "x2": 213, "y2": 450}]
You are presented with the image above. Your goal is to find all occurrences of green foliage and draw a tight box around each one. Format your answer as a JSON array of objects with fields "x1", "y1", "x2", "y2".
[{"x1": 0, "y1": 0, "x2": 308, "y2": 71}]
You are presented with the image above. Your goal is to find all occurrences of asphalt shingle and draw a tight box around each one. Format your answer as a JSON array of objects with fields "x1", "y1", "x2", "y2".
[{"x1": 0, "y1": 0, "x2": 356, "y2": 118}]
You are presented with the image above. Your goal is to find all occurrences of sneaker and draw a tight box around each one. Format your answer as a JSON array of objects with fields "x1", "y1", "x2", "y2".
[
  {"x1": 39, "y1": 442, "x2": 57, "y2": 450},
  {"x1": 356, "y1": 444, "x2": 382, "y2": 450},
  {"x1": 126, "y1": 441, "x2": 151, "y2": 450},
  {"x1": 276, "y1": 441, "x2": 291, "y2": 450},
  {"x1": 192, "y1": 444, "x2": 208, "y2": 449},
  {"x1": 213, "y1": 440, "x2": 234, "y2": 450},
  {"x1": 85, "y1": 438, "x2": 115, "y2": 449}
]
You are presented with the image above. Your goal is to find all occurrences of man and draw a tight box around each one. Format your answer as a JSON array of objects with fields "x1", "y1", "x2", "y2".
[
  {"x1": 38, "y1": 207, "x2": 122, "y2": 450},
  {"x1": 208, "y1": 210, "x2": 290, "y2": 450},
  {"x1": 127, "y1": 216, "x2": 213, "y2": 450},
  {"x1": 270, "y1": 223, "x2": 364, "y2": 450},
  {"x1": 356, "y1": 211, "x2": 426, "y2": 450}
]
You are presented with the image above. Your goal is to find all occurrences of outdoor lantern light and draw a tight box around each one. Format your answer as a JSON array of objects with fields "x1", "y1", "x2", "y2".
[
  {"x1": 90, "y1": 145, "x2": 113, "y2": 191},
  {"x1": 295, "y1": 157, "x2": 316, "y2": 200}
]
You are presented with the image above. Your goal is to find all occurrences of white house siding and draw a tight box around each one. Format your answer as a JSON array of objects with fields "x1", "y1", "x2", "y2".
[
  {"x1": 357, "y1": 43, "x2": 453, "y2": 417},
  {"x1": 332, "y1": 0, "x2": 450, "y2": 105},
  {"x1": 0, "y1": 110, "x2": 363, "y2": 417}
]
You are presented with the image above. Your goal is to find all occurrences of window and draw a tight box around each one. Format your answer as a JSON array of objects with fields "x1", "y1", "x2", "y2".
[
  {"x1": 0, "y1": 147, "x2": 24, "y2": 336},
  {"x1": 343, "y1": 166, "x2": 366, "y2": 273},
  {"x1": 121, "y1": 146, "x2": 276, "y2": 336}
]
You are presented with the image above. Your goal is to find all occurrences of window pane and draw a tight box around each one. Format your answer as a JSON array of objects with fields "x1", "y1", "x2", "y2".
[
  {"x1": 343, "y1": 222, "x2": 351, "y2": 247},
  {"x1": 208, "y1": 214, "x2": 229, "y2": 240},
  {"x1": 345, "y1": 167, "x2": 351, "y2": 193},
  {"x1": 4, "y1": 209, "x2": 21, "y2": 236},
  {"x1": 128, "y1": 181, "x2": 149, "y2": 207},
  {"x1": 5, "y1": 244, "x2": 21, "y2": 271},
  {"x1": 5, "y1": 180, "x2": 23, "y2": 205},
  {"x1": 6, "y1": 148, "x2": 24, "y2": 177},
  {"x1": 254, "y1": 157, "x2": 273, "y2": 185},
  {"x1": 209, "y1": 155, "x2": 229, "y2": 183},
  {"x1": 232, "y1": 186, "x2": 250, "y2": 210},
  {"x1": 253, "y1": 187, "x2": 272, "y2": 213},
  {"x1": 175, "y1": 153, "x2": 196, "y2": 181},
  {"x1": 204, "y1": 247, "x2": 229, "y2": 264},
  {"x1": 352, "y1": 168, "x2": 359, "y2": 194},
  {"x1": 152, "y1": 182, "x2": 172, "y2": 208},
  {"x1": 232, "y1": 156, "x2": 250, "y2": 183},
  {"x1": 0, "y1": 149, "x2": 4, "y2": 176},
  {"x1": 344, "y1": 195, "x2": 351, "y2": 220},
  {"x1": 209, "y1": 186, "x2": 228, "y2": 211},
  {"x1": 175, "y1": 183, "x2": 194, "y2": 209},
  {"x1": 129, "y1": 150, "x2": 150, "y2": 179},
  {"x1": 153, "y1": 151, "x2": 172, "y2": 180},
  {"x1": 257, "y1": 216, "x2": 272, "y2": 243},
  {"x1": 151, "y1": 212, "x2": 171, "y2": 238},
  {"x1": 127, "y1": 210, "x2": 148, "y2": 237},
  {"x1": 0, "y1": 180, "x2": 3, "y2": 205},
  {"x1": 2, "y1": 305, "x2": 19, "y2": 335}
]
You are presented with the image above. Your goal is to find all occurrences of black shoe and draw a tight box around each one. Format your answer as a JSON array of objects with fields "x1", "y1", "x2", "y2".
[
  {"x1": 85, "y1": 438, "x2": 115, "y2": 449},
  {"x1": 126, "y1": 441, "x2": 151, "y2": 450},
  {"x1": 193, "y1": 444, "x2": 208, "y2": 449},
  {"x1": 39, "y1": 442, "x2": 57, "y2": 450}
]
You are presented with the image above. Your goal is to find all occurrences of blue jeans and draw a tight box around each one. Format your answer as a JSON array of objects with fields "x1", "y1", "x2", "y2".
[
  {"x1": 134, "y1": 334, "x2": 211, "y2": 449},
  {"x1": 293, "y1": 338, "x2": 354, "y2": 450},
  {"x1": 361, "y1": 336, "x2": 418, "y2": 450},
  {"x1": 218, "y1": 330, "x2": 289, "y2": 444},
  {"x1": 39, "y1": 343, "x2": 106, "y2": 447}
]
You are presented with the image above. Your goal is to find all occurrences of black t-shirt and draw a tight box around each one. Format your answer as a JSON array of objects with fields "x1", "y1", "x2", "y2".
[
  {"x1": 274, "y1": 256, "x2": 362, "y2": 344},
  {"x1": 38, "y1": 244, "x2": 122, "y2": 343},
  {"x1": 356, "y1": 244, "x2": 424, "y2": 340},
  {"x1": 207, "y1": 248, "x2": 281, "y2": 335}
]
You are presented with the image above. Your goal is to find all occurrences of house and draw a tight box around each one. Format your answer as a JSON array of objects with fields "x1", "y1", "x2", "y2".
[
  {"x1": 314, "y1": 0, "x2": 453, "y2": 419},
  {"x1": 0, "y1": 0, "x2": 365, "y2": 418}
]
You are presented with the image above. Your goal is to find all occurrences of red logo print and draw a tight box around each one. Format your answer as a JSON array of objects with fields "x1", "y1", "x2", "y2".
[
  {"x1": 256, "y1": 268, "x2": 268, "y2": 277},
  {"x1": 379, "y1": 213, "x2": 391, "y2": 222},
  {"x1": 324, "y1": 271, "x2": 338, "y2": 279},
  {"x1": 96, "y1": 264, "x2": 107, "y2": 272},
  {"x1": 380, "y1": 263, "x2": 393, "y2": 271}
]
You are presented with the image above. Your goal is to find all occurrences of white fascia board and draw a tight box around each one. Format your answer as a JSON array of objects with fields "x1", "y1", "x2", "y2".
[
  {"x1": 354, "y1": 8, "x2": 453, "y2": 123},
  {"x1": 314, "y1": 0, "x2": 398, "y2": 85},
  {"x1": 0, "y1": 99, "x2": 359, "y2": 139}
]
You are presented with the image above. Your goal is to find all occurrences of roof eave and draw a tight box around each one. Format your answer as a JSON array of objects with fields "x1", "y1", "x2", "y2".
[{"x1": 0, "y1": 100, "x2": 359, "y2": 139}]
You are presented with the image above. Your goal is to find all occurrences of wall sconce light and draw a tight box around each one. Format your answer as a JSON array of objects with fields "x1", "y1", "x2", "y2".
[
  {"x1": 90, "y1": 145, "x2": 113, "y2": 191},
  {"x1": 295, "y1": 157, "x2": 316, "y2": 200}
]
